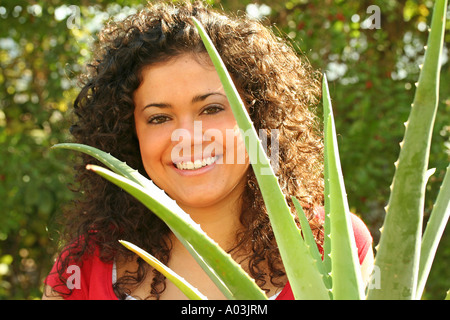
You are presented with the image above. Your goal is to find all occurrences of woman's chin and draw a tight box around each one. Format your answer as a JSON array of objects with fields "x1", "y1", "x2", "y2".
[{"x1": 174, "y1": 194, "x2": 222, "y2": 210}]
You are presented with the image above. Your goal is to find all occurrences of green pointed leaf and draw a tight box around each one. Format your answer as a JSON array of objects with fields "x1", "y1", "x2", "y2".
[
  {"x1": 292, "y1": 196, "x2": 332, "y2": 295},
  {"x1": 171, "y1": 232, "x2": 234, "y2": 299},
  {"x1": 368, "y1": 0, "x2": 448, "y2": 300},
  {"x1": 321, "y1": 74, "x2": 333, "y2": 284},
  {"x1": 416, "y1": 164, "x2": 450, "y2": 298},
  {"x1": 192, "y1": 17, "x2": 329, "y2": 299},
  {"x1": 322, "y1": 77, "x2": 364, "y2": 300},
  {"x1": 52, "y1": 143, "x2": 154, "y2": 189},
  {"x1": 119, "y1": 240, "x2": 207, "y2": 300}
]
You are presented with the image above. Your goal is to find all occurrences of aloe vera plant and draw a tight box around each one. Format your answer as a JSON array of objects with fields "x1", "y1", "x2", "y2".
[
  {"x1": 321, "y1": 77, "x2": 364, "y2": 300},
  {"x1": 366, "y1": 0, "x2": 448, "y2": 300},
  {"x1": 52, "y1": 0, "x2": 448, "y2": 300}
]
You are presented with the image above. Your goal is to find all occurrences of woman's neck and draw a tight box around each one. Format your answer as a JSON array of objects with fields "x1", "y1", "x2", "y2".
[{"x1": 175, "y1": 179, "x2": 246, "y2": 251}]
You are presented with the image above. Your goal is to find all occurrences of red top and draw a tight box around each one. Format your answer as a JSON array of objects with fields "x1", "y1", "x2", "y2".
[{"x1": 44, "y1": 212, "x2": 372, "y2": 300}]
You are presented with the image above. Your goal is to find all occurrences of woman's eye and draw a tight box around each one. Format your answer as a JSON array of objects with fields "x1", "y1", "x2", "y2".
[
  {"x1": 147, "y1": 115, "x2": 171, "y2": 124},
  {"x1": 202, "y1": 105, "x2": 224, "y2": 115}
]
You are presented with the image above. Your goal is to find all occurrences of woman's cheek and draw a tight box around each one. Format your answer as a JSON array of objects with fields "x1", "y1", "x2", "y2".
[{"x1": 225, "y1": 124, "x2": 248, "y2": 165}]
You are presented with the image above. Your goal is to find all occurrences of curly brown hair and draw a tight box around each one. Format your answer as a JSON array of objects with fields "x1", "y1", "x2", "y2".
[{"x1": 52, "y1": 0, "x2": 324, "y2": 299}]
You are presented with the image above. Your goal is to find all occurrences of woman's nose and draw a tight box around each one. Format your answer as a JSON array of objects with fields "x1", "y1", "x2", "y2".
[
  {"x1": 170, "y1": 120, "x2": 205, "y2": 160},
  {"x1": 171, "y1": 120, "x2": 204, "y2": 144}
]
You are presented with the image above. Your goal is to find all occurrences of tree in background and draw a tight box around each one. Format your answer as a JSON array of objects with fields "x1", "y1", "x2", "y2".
[{"x1": 0, "y1": 0, "x2": 448, "y2": 299}]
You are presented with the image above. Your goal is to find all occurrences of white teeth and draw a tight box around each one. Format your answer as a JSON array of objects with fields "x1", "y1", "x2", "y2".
[
  {"x1": 194, "y1": 159, "x2": 202, "y2": 169},
  {"x1": 175, "y1": 156, "x2": 217, "y2": 170}
]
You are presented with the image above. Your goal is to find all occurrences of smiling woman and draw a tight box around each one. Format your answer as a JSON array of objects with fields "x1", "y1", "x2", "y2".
[{"x1": 42, "y1": 0, "x2": 372, "y2": 300}]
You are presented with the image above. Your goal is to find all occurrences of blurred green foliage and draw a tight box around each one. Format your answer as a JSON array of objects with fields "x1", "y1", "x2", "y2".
[{"x1": 0, "y1": 0, "x2": 448, "y2": 299}]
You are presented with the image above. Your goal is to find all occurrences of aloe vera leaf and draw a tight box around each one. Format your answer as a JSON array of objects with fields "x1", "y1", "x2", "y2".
[
  {"x1": 367, "y1": 0, "x2": 447, "y2": 300},
  {"x1": 171, "y1": 231, "x2": 234, "y2": 299},
  {"x1": 52, "y1": 143, "x2": 154, "y2": 189},
  {"x1": 119, "y1": 240, "x2": 207, "y2": 300},
  {"x1": 86, "y1": 164, "x2": 267, "y2": 300},
  {"x1": 416, "y1": 164, "x2": 450, "y2": 299},
  {"x1": 53, "y1": 143, "x2": 238, "y2": 299},
  {"x1": 192, "y1": 17, "x2": 329, "y2": 299},
  {"x1": 321, "y1": 74, "x2": 332, "y2": 285},
  {"x1": 323, "y1": 76, "x2": 364, "y2": 300},
  {"x1": 292, "y1": 196, "x2": 332, "y2": 295}
]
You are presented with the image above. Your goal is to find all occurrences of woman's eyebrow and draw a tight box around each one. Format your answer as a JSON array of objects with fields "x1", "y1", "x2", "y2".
[
  {"x1": 191, "y1": 92, "x2": 226, "y2": 103},
  {"x1": 142, "y1": 92, "x2": 226, "y2": 111},
  {"x1": 142, "y1": 102, "x2": 171, "y2": 111}
]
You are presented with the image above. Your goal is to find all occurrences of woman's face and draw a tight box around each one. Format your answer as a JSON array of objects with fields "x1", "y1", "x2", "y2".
[{"x1": 133, "y1": 54, "x2": 249, "y2": 210}]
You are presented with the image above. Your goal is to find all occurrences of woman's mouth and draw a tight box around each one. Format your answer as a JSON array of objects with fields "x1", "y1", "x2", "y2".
[{"x1": 174, "y1": 155, "x2": 219, "y2": 170}]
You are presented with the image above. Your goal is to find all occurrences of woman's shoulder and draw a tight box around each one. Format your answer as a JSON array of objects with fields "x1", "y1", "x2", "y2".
[
  {"x1": 348, "y1": 211, "x2": 373, "y2": 264},
  {"x1": 44, "y1": 238, "x2": 117, "y2": 300}
]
